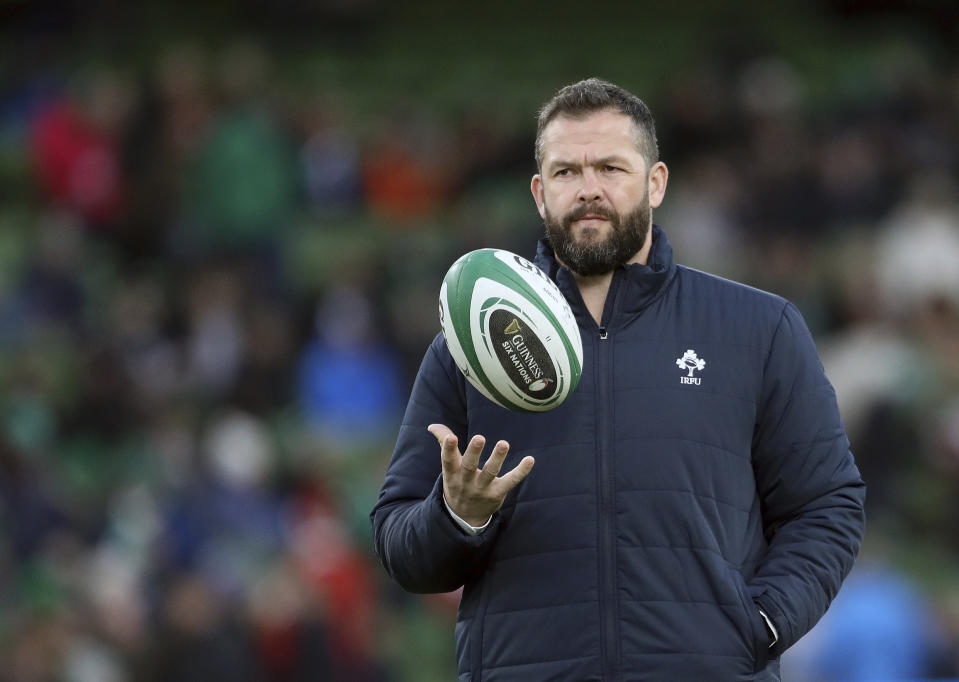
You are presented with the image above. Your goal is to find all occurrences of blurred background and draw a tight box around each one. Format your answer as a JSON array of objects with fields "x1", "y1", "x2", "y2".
[{"x1": 0, "y1": 0, "x2": 958, "y2": 680}]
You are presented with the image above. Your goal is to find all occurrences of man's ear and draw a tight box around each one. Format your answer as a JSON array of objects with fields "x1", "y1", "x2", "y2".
[
  {"x1": 530, "y1": 174, "x2": 546, "y2": 220},
  {"x1": 648, "y1": 161, "x2": 669, "y2": 209}
]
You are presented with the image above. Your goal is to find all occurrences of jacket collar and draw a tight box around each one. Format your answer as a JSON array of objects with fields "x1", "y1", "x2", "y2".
[{"x1": 534, "y1": 224, "x2": 678, "y2": 324}]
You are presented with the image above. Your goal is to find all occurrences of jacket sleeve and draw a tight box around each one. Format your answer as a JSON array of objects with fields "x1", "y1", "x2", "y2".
[
  {"x1": 371, "y1": 334, "x2": 503, "y2": 593},
  {"x1": 750, "y1": 302, "x2": 866, "y2": 658}
]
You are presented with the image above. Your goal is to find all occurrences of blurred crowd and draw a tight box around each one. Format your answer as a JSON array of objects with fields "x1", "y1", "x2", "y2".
[{"x1": 1, "y1": 4, "x2": 959, "y2": 681}]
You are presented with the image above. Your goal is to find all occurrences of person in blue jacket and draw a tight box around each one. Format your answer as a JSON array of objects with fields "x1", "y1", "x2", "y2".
[{"x1": 372, "y1": 78, "x2": 866, "y2": 681}]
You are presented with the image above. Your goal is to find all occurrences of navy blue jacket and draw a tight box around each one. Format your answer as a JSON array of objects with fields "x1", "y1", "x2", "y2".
[{"x1": 372, "y1": 226, "x2": 866, "y2": 681}]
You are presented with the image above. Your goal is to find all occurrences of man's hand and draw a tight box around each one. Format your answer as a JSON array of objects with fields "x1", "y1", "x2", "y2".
[{"x1": 428, "y1": 423, "x2": 535, "y2": 527}]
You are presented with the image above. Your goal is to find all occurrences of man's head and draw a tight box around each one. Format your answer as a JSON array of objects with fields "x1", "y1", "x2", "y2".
[{"x1": 531, "y1": 78, "x2": 668, "y2": 277}]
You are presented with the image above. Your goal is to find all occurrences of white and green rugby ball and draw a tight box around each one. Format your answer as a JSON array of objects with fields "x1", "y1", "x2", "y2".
[{"x1": 439, "y1": 249, "x2": 583, "y2": 413}]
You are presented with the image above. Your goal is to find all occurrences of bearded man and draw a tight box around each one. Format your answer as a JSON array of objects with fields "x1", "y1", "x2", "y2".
[{"x1": 372, "y1": 78, "x2": 865, "y2": 682}]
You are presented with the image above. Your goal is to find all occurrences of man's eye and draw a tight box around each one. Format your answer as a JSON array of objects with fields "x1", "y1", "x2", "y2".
[{"x1": 604, "y1": 165, "x2": 621, "y2": 172}]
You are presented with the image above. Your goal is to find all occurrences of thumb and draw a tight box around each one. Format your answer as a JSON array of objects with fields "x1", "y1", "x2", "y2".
[
  {"x1": 427, "y1": 423, "x2": 455, "y2": 446},
  {"x1": 428, "y1": 423, "x2": 460, "y2": 475}
]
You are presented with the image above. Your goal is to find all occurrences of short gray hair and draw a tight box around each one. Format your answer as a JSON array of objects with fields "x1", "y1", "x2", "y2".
[{"x1": 534, "y1": 78, "x2": 659, "y2": 170}]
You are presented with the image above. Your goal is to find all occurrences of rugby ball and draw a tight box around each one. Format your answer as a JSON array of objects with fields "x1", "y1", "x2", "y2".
[{"x1": 438, "y1": 249, "x2": 583, "y2": 412}]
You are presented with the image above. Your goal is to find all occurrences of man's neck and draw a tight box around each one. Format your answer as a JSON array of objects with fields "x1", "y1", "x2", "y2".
[
  {"x1": 574, "y1": 271, "x2": 615, "y2": 327},
  {"x1": 564, "y1": 230, "x2": 653, "y2": 327}
]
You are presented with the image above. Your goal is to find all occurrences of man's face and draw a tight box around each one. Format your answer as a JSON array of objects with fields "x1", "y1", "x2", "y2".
[
  {"x1": 543, "y1": 182, "x2": 651, "y2": 278},
  {"x1": 531, "y1": 109, "x2": 666, "y2": 276}
]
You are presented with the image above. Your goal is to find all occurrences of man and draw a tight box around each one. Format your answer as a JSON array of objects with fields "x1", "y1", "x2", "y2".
[{"x1": 372, "y1": 78, "x2": 865, "y2": 681}]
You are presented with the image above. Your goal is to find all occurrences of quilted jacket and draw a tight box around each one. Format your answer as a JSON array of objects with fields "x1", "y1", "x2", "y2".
[{"x1": 372, "y1": 226, "x2": 866, "y2": 681}]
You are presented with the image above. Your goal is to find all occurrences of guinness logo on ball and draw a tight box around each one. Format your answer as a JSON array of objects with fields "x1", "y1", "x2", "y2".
[{"x1": 489, "y1": 310, "x2": 558, "y2": 399}]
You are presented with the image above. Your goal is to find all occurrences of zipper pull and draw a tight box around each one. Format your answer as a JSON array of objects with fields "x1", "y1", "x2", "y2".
[{"x1": 598, "y1": 326, "x2": 608, "y2": 340}]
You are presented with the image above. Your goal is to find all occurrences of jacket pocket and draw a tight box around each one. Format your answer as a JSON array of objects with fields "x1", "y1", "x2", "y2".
[
  {"x1": 469, "y1": 570, "x2": 493, "y2": 681},
  {"x1": 732, "y1": 573, "x2": 771, "y2": 673}
]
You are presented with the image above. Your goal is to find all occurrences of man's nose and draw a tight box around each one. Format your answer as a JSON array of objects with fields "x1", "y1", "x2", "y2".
[{"x1": 576, "y1": 170, "x2": 602, "y2": 202}]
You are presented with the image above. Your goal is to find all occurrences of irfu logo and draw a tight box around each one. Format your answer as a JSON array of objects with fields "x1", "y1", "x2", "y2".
[{"x1": 676, "y1": 349, "x2": 706, "y2": 385}]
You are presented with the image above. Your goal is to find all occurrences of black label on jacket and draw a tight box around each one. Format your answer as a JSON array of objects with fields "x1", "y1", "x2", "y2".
[{"x1": 488, "y1": 309, "x2": 558, "y2": 399}]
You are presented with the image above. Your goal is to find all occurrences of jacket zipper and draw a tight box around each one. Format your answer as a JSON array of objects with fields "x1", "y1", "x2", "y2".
[{"x1": 595, "y1": 274, "x2": 620, "y2": 681}]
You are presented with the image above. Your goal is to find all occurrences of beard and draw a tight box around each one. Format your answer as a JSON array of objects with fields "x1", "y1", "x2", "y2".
[{"x1": 543, "y1": 190, "x2": 651, "y2": 277}]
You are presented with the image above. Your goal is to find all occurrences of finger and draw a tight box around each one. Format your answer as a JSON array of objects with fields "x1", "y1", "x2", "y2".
[
  {"x1": 478, "y1": 440, "x2": 510, "y2": 481},
  {"x1": 461, "y1": 434, "x2": 485, "y2": 472},
  {"x1": 495, "y1": 455, "x2": 535, "y2": 493}
]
